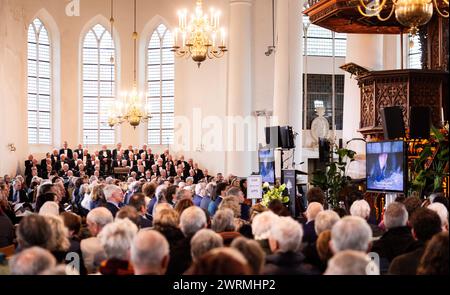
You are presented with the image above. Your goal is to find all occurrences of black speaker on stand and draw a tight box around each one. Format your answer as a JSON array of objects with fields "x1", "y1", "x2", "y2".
[
  {"x1": 409, "y1": 106, "x2": 431, "y2": 139},
  {"x1": 265, "y1": 126, "x2": 282, "y2": 148},
  {"x1": 380, "y1": 106, "x2": 405, "y2": 140}
]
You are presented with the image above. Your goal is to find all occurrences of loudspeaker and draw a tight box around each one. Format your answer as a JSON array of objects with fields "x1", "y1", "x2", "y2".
[
  {"x1": 409, "y1": 106, "x2": 431, "y2": 139},
  {"x1": 319, "y1": 138, "x2": 331, "y2": 163},
  {"x1": 280, "y1": 126, "x2": 295, "y2": 149},
  {"x1": 380, "y1": 106, "x2": 405, "y2": 140},
  {"x1": 265, "y1": 126, "x2": 282, "y2": 148}
]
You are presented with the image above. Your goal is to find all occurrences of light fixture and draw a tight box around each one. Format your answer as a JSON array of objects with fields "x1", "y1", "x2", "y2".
[
  {"x1": 108, "y1": 0, "x2": 150, "y2": 129},
  {"x1": 172, "y1": 0, "x2": 228, "y2": 67},
  {"x1": 357, "y1": 0, "x2": 449, "y2": 35}
]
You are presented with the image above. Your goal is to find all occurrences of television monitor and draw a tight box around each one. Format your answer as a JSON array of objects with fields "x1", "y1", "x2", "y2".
[
  {"x1": 366, "y1": 140, "x2": 406, "y2": 193},
  {"x1": 259, "y1": 149, "x2": 275, "y2": 184}
]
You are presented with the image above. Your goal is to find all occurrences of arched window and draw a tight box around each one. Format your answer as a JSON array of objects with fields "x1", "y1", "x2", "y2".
[
  {"x1": 82, "y1": 24, "x2": 116, "y2": 145},
  {"x1": 408, "y1": 34, "x2": 422, "y2": 69},
  {"x1": 303, "y1": 16, "x2": 347, "y2": 57},
  {"x1": 28, "y1": 18, "x2": 52, "y2": 144},
  {"x1": 147, "y1": 24, "x2": 174, "y2": 145}
]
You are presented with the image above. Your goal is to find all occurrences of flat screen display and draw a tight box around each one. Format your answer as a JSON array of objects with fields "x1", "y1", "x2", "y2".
[
  {"x1": 259, "y1": 149, "x2": 275, "y2": 184},
  {"x1": 366, "y1": 140, "x2": 406, "y2": 193}
]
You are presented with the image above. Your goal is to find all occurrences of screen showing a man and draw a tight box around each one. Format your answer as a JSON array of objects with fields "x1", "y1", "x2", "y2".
[
  {"x1": 259, "y1": 149, "x2": 275, "y2": 184},
  {"x1": 366, "y1": 141, "x2": 405, "y2": 193}
]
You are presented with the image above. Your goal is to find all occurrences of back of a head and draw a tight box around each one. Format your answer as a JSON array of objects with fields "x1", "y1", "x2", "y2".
[
  {"x1": 384, "y1": 202, "x2": 408, "y2": 230},
  {"x1": 38, "y1": 201, "x2": 60, "y2": 217},
  {"x1": 186, "y1": 247, "x2": 251, "y2": 275},
  {"x1": 128, "y1": 193, "x2": 146, "y2": 212},
  {"x1": 331, "y1": 216, "x2": 372, "y2": 253},
  {"x1": 226, "y1": 187, "x2": 241, "y2": 198},
  {"x1": 87, "y1": 207, "x2": 114, "y2": 229},
  {"x1": 98, "y1": 218, "x2": 139, "y2": 260},
  {"x1": 404, "y1": 196, "x2": 422, "y2": 220},
  {"x1": 214, "y1": 182, "x2": 228, "y2": 199},
  {"x1": 306, "y1": 202, "x2": 324, "y2": 221},
  {"x1": 190, "y1": 229, "x2": 223, "y2": 261},
  {"x1": 252, "y1": 211, "x2": 278, "y2": 240},
  {"x1": 60, "y1": 211, "x2": 82, "y2": 235},
  {"x1": 350, "y1": 200, "x2": 371, "y2": 220},
  {"x1": 269, "y1": 216, "x2": 303, "y2": 253},
  {"x1": 174, "y1": 198, "x2": 194, "y2": 216},
  {"x1": 131, "y1": 230, "x2": 169, "y2": 274},
  {"x1": 315, "y1": 210, "x2": 340, "y2": 235},
  {"x1": 212, "y1": 208, "x2": 235, "y2": 233},
  {"x1": 17, "y1": 214, "x2": 52, "y2": 249},
  {"x1": 325, "y1": 250, "x2": 379, "y2": 275},
  {"x1": 116, "y1": 206, "x2": 140, "y2": 227},
  {"x1": 417, "y1": 232, "x2": 449, "y2": 275},
  {"x1": 230, "y1": 237, "x2": 265, "y2": 275},
  {"x1": 218, "y1": 196, "x2": 241, "y2": 218},
  {"x1": 153, "y1": 208, "x2": 179, "y2": 228},
  {"x1": 306, "y1": 187, "x2": 325, "y2": 205},
  {"x1": 427, "y1": 202, "x2": 449, "y2": 230},
  {"x1": 410, "y1": 207, "x2": 442, "y2": 242},
  {"x1": 35, "y1": 192, "x2": 56, "y2": 212},
  {"x1": 180, "y1": 206, "x2": 207, "y2": 237},
  {"x1": 432, "y1": 195, "x2": 449, "y2": 209},
  {"x1": 316, "y1": 230, "x2": 333, "y2": 263},
  {"x1": 9, "y1": 247, "x2": 56, "y2": 275}
]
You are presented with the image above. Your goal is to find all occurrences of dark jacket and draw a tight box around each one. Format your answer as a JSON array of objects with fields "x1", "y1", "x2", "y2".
[
  {"x1": 0, "y1": 214, "x2": 14, "y2": 247},
  {"x1": 303, "y1": 220, "x2": 317, "y2": 245},
  {"x1": 388, "y1": 243, "x2": 425, "y2": 275},
  {"x1": 371, "y1": 226, "x2": 417, "y2": 274},
  {"x1": 219, "y1": 231, "x2": 241, "y2": 246},
  {"x1": 263, "y1": 251, "x2": 320, "y2": 275},
  {"x1": 257, "y1": 239, "x2": 272, "y2": 256},
  {"x1": 167, "y1": 236, "x2": 192, "y2": 275},
  {"x1": 99, "y1": 258, "x2": 134, "y2": 275},
  {"x1": 8, "y1": 189, "x2": 29, "y2": 203},
  {"x1": 139, "y1": 215, "x2": 152, "y2": 229},
  {"x1": 105, "y1": 202, "x2": 120, "y2": 217}
]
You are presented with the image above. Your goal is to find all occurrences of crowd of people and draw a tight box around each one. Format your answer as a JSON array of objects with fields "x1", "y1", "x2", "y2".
[{"x1": 0, "y1": 143, "x2": 449, "y2": 275}]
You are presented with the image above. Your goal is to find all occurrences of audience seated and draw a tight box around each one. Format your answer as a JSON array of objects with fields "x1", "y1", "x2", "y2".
[
  {"x1": 350, "y1": 199, "x2": 384, "y2": 238},
  {"x1": 230, "y1": 237, "x2": 265, "y2": 275},
  {"x1": 131, "y1": 230, "x2": 169, "y2": 275},
  {"x1": 185, "y1": 248, "x2": 251, "y2": 275},
  {"x1": 416, "y1": 232, "x2": 449, "y2": 275},
  {"x1": 190, "y1": 229, "x2": 223, "y2": 262},
  {"x1": 325, "y1": 250, "x2": 379, "y2": 275},
  {"x1": 330, "y1": 216, "x2": 372, "y2": 253},
  {"x1": 9, "y1": 247, "x2": 57, "y2": 275},
  {"x1": 212, "y1": 209, "x2": 241, "y2": 246}
]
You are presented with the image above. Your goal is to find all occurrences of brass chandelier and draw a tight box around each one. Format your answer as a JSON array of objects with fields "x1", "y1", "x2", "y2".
[
  {"x1": 172, "y1": 0, "x2": 228, "y2": 67},
  {"x1": 357, "y1": 0, "x2": 449, "y2": 35},
  {"x1": 108, "y1": 0, "x2": 150, "y2": 129}
]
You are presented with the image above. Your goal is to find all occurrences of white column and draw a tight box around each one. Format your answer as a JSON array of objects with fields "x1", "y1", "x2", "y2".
[
  {"x1": 343, "y1": 34, "x2": 383, "y2": 154},
  {"x1": 226, "y1": 0, "x2": 253, "y2": 177},
  {"x1": 273, "y1": 0, "x2": 303, "y2": 166}
]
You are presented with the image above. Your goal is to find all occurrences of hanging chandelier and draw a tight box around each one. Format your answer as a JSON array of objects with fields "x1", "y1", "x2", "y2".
[
  {"x1": 357, "y1": 0, "x2": 449, "y2": 35},
  {"x1": 172, "y1": 0, "x2": 228, "y2": 67},
  {"x1": 108, "y1": 0, "x2": 150, "y2": 129}
]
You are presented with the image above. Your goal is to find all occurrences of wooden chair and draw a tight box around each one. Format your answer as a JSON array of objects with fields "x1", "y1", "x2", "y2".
[{"x1": 0, "y1": 244, "x2": 15, "y2": 258}]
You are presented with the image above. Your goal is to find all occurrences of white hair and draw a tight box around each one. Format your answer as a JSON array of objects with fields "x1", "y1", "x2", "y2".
[
  {"x1": 105, "y1": 177, "x2": 114, "y2": 184},
  {"x1": 212, "y1": 209, "x2": 235, "y2": 233},
  {"x1": 252, "y1": 211, "x2": 279, "y2": 240},
  {"x1": 325, "y1": 250, "x2": 379, "y2": 275},
  {"x1": 9, "y1": 247, "x2": 56, "y2": 275},
  {"x1": 131, "y1": 230, "x2": 169, "y2": 270},
  {"x1": 331, "y1": 216, "x2": 372, "y2": 253},
  {"x1": 306, "y1": 202, "x2": 324, "y2": 221},
  {"x1": 190, "y1": 229, "x2": 223, "y2": 261},
  {"x1": 350, "y1": 200, "x2": 371, "y2": 220},
  {"x1": 428, "y1": 203, "x2": 449, "y2": 229},
  {"x1": 315, "y1": 210, "x2": 340, "y2": 235},
  {"x1": 384, "y1": 202, "x2": 408, "y2": 230},
  {"x1": 269, "y1": 216, "x2": 303, "y2": 252},
  {"x1": 179, "y1": 206, "x2": 207, "y2": 237},
  {"x1": 86, "y1": 207, "x2": 114, "y2": 228},
  {"x1": 98, "y1": 218, "x2": 138, "y2": 260},
  {"x1": 38, "y1": 201, "x2": 60, "y2": 217},
  {"x1": 195, "y1": 183, "x2": 206, "y2": 196},
  {"x1": 103, "y1": 185, "x2": 122, "y2": 202}
]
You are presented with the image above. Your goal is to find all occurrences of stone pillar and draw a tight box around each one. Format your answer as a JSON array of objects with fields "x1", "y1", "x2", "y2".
[
  {"x1": 226, "y1": 0, "x2": 252, "y2": 177},
  {"x1": 343, "y1": 34, "x2": 383, "y2": 154}
]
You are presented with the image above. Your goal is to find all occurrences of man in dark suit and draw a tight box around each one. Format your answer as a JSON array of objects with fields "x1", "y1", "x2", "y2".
[
  {"x1": 9, "y1": 179, "x2": 29, "y2": 203},
  {"x1": 24, "y1": 154, "x2": 34, "y2": 176},
  {"x1": 192, "y1": 163, "x2": 204, "y2": 183},
  {"x1": 388, "y1": 208, "x2": 442, "y2": 275},
  {"x1": 59, "y1": 141, "x2": 73, "y2": 159},
  {"x1": 303, "y1": 202, "x2": 323, "y2": 245},
  {"x1": 74, "y1": 144, "x2": 84, "y2": 159},
  {"x1": 112, "y1": 142, "x2": 122, "y2": 160},
  {"x1": 146, "y1": 147, "x2": 155, "y2": 164},
  {"x1": 99, "y1": 145, "x2": 112, "y2": 174},
  {"x1": 124, "y1": 145, "x2": 134, "y2": 160},
  {"x1": 51, "y1": 149, "x2": 60, "y2": 170},
  {"x1": 104, "y1": 185, "x2": 124, "y2": 217},
  {"x1": 128, "y1": 194, "x2": 153, "y2": 228},
  {"x1": 139, "y1": 144, "x2": 148, "y2": 158}
]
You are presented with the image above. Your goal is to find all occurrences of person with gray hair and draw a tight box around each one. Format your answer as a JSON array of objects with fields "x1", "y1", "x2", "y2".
[
  {"x1": 324, "y1": 250, "x2": 379, "y2": 275},
  {"x1": 330, "y1": 216, "x2": 372, "y2": 253},
  {"x1": 97, "y1": 218, "x2": 138, "y2": 275},
  {"x1": 193, "y1": 182, "x2": 206, "y2": 207},
  {"x1": 350, "y1": 199, "x2": 384, "y2": 238},
  {"x1": 9, "y1": 247, "x2": 56, "y2": 275},
  {"x1": 303, "y1": 202, "x2": 324, "y2": 245},
  {"x1": 264, "y1": 216, "x2": 319, "y2": 275},
  {"x1": 104, "y1": 184, "x2": 124, "y2": 217},
  {"x1": 131, "y1": 230, "x2": 170, "y2": 275},
  {"x1": 212, "y1": 209, "x2": 241, "y2": 246},
  {"x1": 428, "y1": 202, "x2": 449, "y2": 231},
  {"x1": 231, "y1": 237, "x2": 266, "y2": 275},
  {"x1": 315, "y1": 210, "x2": 340, "y2": 235},
  {"x1": 167, "y1": 206, "x2": 207, "y2": 275},
  {"x1": 190, "y1": 229, "x2": 223, "y2": 261},
  {"x1": 252, "y1": 211, "x2": 279, "y2": 255},
  {"x1": 371, "y1": 202, "x2": 416, "y2": 274},
  {"x1": 81, "y1": 207, "x2": 113, "y2": 274}
]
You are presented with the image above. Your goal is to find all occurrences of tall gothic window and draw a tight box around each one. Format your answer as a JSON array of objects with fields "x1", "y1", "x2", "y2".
[
  {"x1": 82, "y1": 24, "x2": 116, "y2": 145},
  {"x1": 408, "y1": 34, "x2": 422, "y2": 69},
  {"x1": 147, "y1": 24, "x2": 174, "y2": 145},
  {"x1": 27, "y1": 18, "x2": 52, "y2": 144}
]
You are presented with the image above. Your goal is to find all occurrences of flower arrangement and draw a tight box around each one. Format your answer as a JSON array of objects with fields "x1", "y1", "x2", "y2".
[{"x1": 261, "y1": 183, "x2": 289, "y2": 207}]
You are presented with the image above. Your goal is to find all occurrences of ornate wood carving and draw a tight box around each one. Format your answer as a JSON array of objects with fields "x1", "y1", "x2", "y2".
[{"x1": 357, "y1": 70, "x2": 448, "y2": 137}]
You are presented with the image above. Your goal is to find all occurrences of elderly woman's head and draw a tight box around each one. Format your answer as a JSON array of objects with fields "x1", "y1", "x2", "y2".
[{"x1": 98, "y1": 218, "x2": 138, "y2": 261}]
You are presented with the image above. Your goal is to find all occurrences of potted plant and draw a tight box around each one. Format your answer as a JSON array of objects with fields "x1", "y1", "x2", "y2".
[{"x1": 261, "y1": 183, "x2": 289, "y2": 207}]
